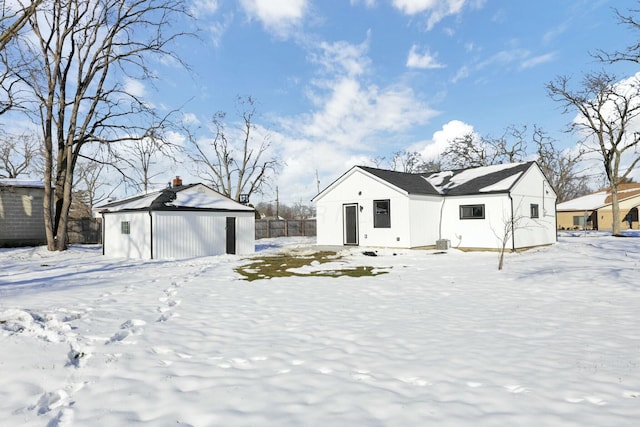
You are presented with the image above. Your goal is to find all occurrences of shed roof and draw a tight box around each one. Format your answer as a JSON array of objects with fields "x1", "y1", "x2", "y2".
[
  {"x1": 0, "y1": 179, "x2": 44, "y2": 188},
  {"x1": 96, "y1": 184, "x2": 254, "y2": 213},
  {"x1": 353, "y1": 162, "x2": 534, "y2": 197}
]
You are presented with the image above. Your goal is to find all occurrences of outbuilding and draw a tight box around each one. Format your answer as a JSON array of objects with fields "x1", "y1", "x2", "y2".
[
  {"x1": 0, "y1": 179, "x2": 46, "y2": 247},
  {"x1": 313, "y1": 162, "x2": 557, "y2": 251},
  {"x1": 97, "y1": 182, "x2": 255, "y2": 259}
]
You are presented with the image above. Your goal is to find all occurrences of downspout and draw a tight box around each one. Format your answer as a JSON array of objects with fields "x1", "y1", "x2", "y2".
[
  {"x1": 509, "y1": 193, "x2": 515, "y2": 251},
  {"x1": 149, "y1": 210, "x2": 154, "y2": 260},
  {"x1": 438, "y1": 197, "x2": 446, "y2": 240},
  {"x1": 101, "y1": 212, "x2": 105, "y2": 255}
]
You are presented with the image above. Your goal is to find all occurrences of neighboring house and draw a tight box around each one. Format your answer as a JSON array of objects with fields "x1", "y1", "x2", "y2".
[
  {"x1": 556, "y1": 184, "x2": 640, "y2": 231},
  {"x1": 313, "y1": 162, "x2": 557, "y2": 251},
  {"x1": 96, "y1": 182, "x2": 255, "y2": 259},
  {"x1": 0, "y1": 179, "x2": 46, "y2": 247}
]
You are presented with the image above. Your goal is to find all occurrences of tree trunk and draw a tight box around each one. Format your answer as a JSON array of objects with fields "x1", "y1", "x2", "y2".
[{"x1": 611, "y1": 184, "x2": 621, "y2": 235}]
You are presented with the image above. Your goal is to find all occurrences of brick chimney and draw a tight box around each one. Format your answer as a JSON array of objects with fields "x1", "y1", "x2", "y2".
[{"x1": 172, "y1": 176, "x2": 183, "y2": 187}]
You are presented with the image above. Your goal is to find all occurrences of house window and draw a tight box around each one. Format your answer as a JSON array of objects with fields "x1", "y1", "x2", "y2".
[
  {"x1": 460, "y1": 204, "x2": 485, "y2": 219},
  {"x1": 530, "y1": 203, "x2": 539, "y2": 218},
  {"x1": 373, "y1": 199, "x2": 391, "y2": 228},
  {"x1": 121, "y1": 221, "x2": 130, "y2": 235}
]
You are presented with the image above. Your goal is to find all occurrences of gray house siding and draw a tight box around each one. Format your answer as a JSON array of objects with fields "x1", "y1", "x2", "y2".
[{"x1": 0, "y1": 183, "x2": 46, "y2": 247}]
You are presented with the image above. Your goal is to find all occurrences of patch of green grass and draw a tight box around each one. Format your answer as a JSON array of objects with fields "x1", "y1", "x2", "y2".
[{"x1": 236, "y1": 250, "x2": 389, "y2": 282}]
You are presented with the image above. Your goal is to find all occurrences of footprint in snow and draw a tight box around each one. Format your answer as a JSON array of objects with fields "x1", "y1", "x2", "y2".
[
  {"x1": 107, "y1": 319, "x2": 145, "y2": 343},
  {"x1": 32, "y1": 389, "x2": 69, "y2": 415},
  {"x1": 505, "y1": 384, "x2": 530, "y2": 394},
  {"x1": 398, "y1": 376, "x2": 430, "y2": 386},
  {"x1": 45, "y1": 408, "x2": 74, "y2": 427}
]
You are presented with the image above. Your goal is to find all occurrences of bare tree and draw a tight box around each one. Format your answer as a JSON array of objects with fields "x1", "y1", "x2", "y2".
[
  {"x1": 72, "y1": 148, "x2": 121, "y2": 218},
  {"x1": 442, "y1": 126, "x2": 528, "y2": 170},
  {"x1": 188, "y1": 96, "x2": 278, "y2": 202},
  {"x1": 0, "y1": 0, "x2": 42, "y2": 50},
  {"x1": 0, "y1": 130, "x2": 41, "y2": 178},
  {"x1": 115, "y1": 129, "x2": 182, "y2": 193},
  {"x1": 595, "y1": 4, "x2": 640, "y2": 64},
  {"x1": 1, "y1": 1, "x2": 44, "y2": 116},
  {"x1": 7, "y1": 0, "x2": 192, "y2": 251},
  {"x1": 532, "y1": 126, "x2": 591, "y2": 203},
  {"x1": 547, "y1": 71, "x2": 640, "y2": 235},
  {"x1": 441, "y1": 133, "x2": 489, "y2": 169}
]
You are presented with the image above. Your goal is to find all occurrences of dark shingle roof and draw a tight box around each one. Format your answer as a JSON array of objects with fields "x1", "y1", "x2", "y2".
[
  {"x1": 358, "y1": 166, "x2": 440, "y2": 195},
  {"x1": 358, "y1": 162, "x2": 535, "y2": 196}
]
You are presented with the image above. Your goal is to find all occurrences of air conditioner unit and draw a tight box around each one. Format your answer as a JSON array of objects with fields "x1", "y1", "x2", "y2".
[{"x1": 436, "y1": 239, "x2": 451, "y2": 250}]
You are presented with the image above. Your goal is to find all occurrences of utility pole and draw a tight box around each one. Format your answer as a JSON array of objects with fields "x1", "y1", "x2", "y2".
[
  {"x1": 275, "y1": 186, "x2": 280, "y2": 219},
  {"x1": 316, "y1": 169, "x2": 320, "y2": 194}
]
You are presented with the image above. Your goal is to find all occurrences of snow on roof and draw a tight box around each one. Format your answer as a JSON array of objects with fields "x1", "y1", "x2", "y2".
[
  {"x1": 0, "y1": 179, "x2": 44, "y2": 188},
  {"x1": 96, "y1": 184, "x2": 253, "y2": 212},
  {"x1": 478, "y1": 172, "x2": 523, "y2": 192},
  {"x1": 171, "y1": 186, "x2": 253, "y2": 211},
  {"x1": 424, "y1": 162, "x2": 529, "y2": 195},
  {"x1": 557, "y1": 191, "x2": 608, "y2": 211},
  {"x1": 557, "y1": 184, "x2": 640, "y2": 211}
]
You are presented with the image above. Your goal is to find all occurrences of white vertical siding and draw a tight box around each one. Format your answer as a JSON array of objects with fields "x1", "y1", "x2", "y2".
[
  {"x1": 235, "y1": 214, "x2": 255, "y2": 255},
  {"x1": 153, "y1": 211, "x2": 255, "y2": 259},
  {"x1": 103, "y1": 212, "x2": 151, "y2": 258}
]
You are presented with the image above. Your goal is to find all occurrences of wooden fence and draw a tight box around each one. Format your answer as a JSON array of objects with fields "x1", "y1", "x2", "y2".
[
  {"x1": 65, "y1": 218, "x2": 315, "y2": 244},
  {"x1": 255, "y1": 219, "x2": 316, "y2": 239}
]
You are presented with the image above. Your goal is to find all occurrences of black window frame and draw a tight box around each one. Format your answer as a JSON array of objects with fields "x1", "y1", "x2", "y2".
[
  {"x1": 121, "y1": 221, "x2": 131, "y2": 235},
  {"x1": 373, "y1": 199, "x2": 391, "y2": 228},
  {"x1": 530, "y1": 203, "x2": 539, "y2": 219},
  {"x1": 460, "y1": 204, "x2": 485, "y2": 220}
]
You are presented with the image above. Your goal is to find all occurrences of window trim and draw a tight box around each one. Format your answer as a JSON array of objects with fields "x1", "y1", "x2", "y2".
[
  {"x1": 121, "y1": 221, "x2": 131, "y2": 235},
  {"x1": 530, "y1": 203, "x2": 539, "y2": 219},
  {"x1": 459, "y1": 204, "x2": 485, "y2": 220},
  {"x1": 373, "y1": 199, "x2": 391, "y2": 228}
]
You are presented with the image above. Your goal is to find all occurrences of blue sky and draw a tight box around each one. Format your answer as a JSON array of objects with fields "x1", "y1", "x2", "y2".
[{"x1": 135, "y1": 0, "x2": 640, "y2": 204}]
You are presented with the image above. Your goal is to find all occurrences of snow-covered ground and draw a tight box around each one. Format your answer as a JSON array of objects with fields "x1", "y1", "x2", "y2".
[{"x1": 1, "y1": 234, "x2": 639, "y2": 427}]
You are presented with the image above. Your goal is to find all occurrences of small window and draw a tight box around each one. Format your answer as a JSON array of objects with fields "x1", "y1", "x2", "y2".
[
  {"x1": 373, "y1": 199, "x2": 391, "y2": 228},
  {"x1": 573, "y1": 216, "x2": 585, "y2": 227},
  {"x1": 530, "y1": 203, "x2": 539, "y2": 218},
  {"x1": 121, "y1": 221, "x2": 130, "y2": 235},
  {"x1": 460, "y1": 204, "x2": 485, "y2": 219}
]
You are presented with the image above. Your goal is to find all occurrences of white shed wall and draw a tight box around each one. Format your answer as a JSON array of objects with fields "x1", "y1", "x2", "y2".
[
  {"x1": 153, "y1": 211, "x2": 255, "y2": 259},
  {"x1": 103, "y1": 212, "x2": 151, "y2": 258}
]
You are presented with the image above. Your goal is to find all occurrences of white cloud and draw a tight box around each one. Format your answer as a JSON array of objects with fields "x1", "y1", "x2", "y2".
[
  {"x1": 451, "y1": 65, "x2": 469, "y2": 83},
  {"x1": 262, "y1": 38, "x2": 439, "y2": 203},
  {"x1": 189, "y1": 0, "x2": 219, "y2": 17},
  {"x1": 406, "y1": 44, "x2": 446, "y2": 69},
  {"x1": 392, "y1": 0, "x2": 481, "y2": 30},
  {"x1": 238, "y1": 0, "x2": 308, "y2": 37},
  {"x1": 520, "y1": 52, "x2": 556, "y2": 69},
  {"x1": 350, "y1": 0, "x2": 377, "y2": 7},
  {"x1": 124, "y1": 78, "x2": 146, "y2": 98},
  {"x1": 410, "y1": 119, "x2": 476, "y2": 160}
]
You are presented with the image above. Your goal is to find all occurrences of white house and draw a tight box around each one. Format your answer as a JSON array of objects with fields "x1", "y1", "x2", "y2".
[
  {"x1": 313, "y1": 162, "x2": 557, "y2": 251},
  {"x1": 97, "y1": 183, "x2": 255, "y2": 259}
]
